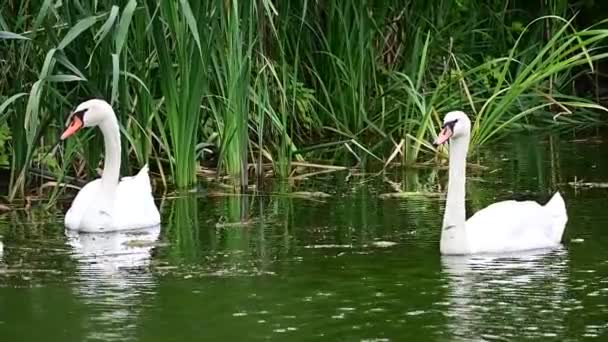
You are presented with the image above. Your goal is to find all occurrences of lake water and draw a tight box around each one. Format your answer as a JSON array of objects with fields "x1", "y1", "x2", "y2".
[{"x1": 1, "y1": 134, "x2": 607, "y2": 341}]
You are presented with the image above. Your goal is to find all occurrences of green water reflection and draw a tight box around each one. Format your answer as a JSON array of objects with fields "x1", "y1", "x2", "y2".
[{"x1": 1, "y1": 134, "x2": 608, "y2": 341}]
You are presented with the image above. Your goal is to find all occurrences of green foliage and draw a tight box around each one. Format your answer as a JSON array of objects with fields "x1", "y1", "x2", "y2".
[
  {"x1": 0, "y1": 121, "x2": 9, "y2": 166},
  {"x1": 0, "y1": 0, "x2": 607, "y2": 199}
]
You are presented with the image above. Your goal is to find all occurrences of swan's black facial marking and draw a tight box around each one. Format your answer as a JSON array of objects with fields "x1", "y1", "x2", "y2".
[
  {"x1": 443, "y1": 224, "x2": 456, "y2": 231},
  {"x1": 443, "y1": 119, "x2": 458, "y2": 131},
  {"x1": 61, "y1": 107, "x2": 89, "y2": 140},
  {"x1": 65, "y1": 108, "x2": 88, "y2": 127},
  {"x1": 433, "y1": 117, "x2": 460, "y2": 146}
]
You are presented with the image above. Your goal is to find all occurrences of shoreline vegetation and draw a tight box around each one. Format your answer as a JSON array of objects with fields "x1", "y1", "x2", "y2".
[{"x1": 1, "y1": 1, "x2": 608, "y2": 204}]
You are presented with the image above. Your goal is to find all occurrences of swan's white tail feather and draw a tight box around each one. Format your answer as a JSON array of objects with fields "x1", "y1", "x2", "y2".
[
  {"x1": 135, "y1": 164, "x2": 152, "y2": 193},
  {"x1": 544, "y1": 191, "x2": 568, "y2": 242},
  {"x1": 137, "y1": 163, "x2": 149, "y2": 176}
]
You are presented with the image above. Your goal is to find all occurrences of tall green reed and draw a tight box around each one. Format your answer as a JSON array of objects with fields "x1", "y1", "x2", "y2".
[
  {"x1": 470, "y1": 16, "x2": 608, "y2": 147},
  {"x1": 211, "y1": 0, "x2": 253, "y2": 190},
  {"x1": 1, "y1": 1, "x2": 97, "y2": 200},
  {"x1": 146, "y1": 0, "x2": 211, "y2": 189},
  {"x1": 1, "y1": 0, "x2": 608, "y2": 200}
]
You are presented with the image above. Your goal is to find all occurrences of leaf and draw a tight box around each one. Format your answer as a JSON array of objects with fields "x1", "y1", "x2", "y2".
[
  {"x1": 33, "y1": 0, "x2": 53, "y2": 32},
  {"x1": 58, "y1": 16, "x2": 98, "y2": 50},
  {"x1": 0, "y1": 31, "x2": 30, "y2": 40},
  {"x1": 350, "y1": 139, "x2": 382, "y2": 162},
  {"x1": 120, "y1": 71, "x2": 152, "y2": 97},
  {"x1": 39, "y1": 48, "x2": 57, "y2": 78},
  {"x1": 115, "y1": 0, "x2": 137, "y2": 54},
  {"x1": 24, "y1": 80, "x2": 44, "y2": 145},
  {"x1": 111, "y1": 53, "x2": 120, "y2": 105},
  {"x1": 95, "y1": 6, "x2": 120, "y2": 42},
  {"x1": 0, "y1": 93, "x2": 28, "y2": 121},
  {"x1": 46, "y1": 74, "x2": 86, "y2": 82},
  {"x1": 55, "y1": 52, "x2": 87, "y2": 80},
  {"x1": 87, "y1": 6, "x2": 120, "y2": 67},
  {"x1": 0, "y1": 12, "x2": 8, "y2": 30},
  {"x1": 179, "y1": 0, "x2": 203, "y2": 59}
]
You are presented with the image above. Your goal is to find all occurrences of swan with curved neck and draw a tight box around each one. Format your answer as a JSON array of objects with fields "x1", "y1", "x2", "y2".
[
  {"x1": 61, "y1": 99, "x2": 160, "y2": 232},
  {"x1": 434, "y1": 111, "x2": 567, "y2": 255}
]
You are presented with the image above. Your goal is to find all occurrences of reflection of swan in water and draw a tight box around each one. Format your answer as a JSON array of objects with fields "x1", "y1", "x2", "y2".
[
  {"x1": 65, "y1": 226, "x2": 161, "y2": 341},
  {"x1": 66, "y1": 226, "x2": 160, "y2": 275},
  {"x1": 441, "y1": 248, "x2": 569, "y2": 341},
  {"x1": 0, "y1": 239, "x2": 3, "y2": 261}
]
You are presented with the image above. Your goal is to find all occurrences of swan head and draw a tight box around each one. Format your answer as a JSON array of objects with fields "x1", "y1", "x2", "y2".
[
  {"x1": 61, "y1": 99, "x2": 115, "y2": 140},
  {"x1": 434, "y1": 111, "x2": 471, "y2": 146}
]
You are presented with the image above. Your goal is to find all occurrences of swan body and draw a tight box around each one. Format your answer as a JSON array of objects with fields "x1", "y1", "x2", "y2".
[
  {"x1": 434, "y1": 111, "x2": 567, "y2": 255},
  {"x1": 64, "y1": 165, "x2": 160, "y2": 232},
  {"x1": 453, "y1": 193, "x2": 567, "y2": 254},
  {"x1": 62, "y1": 99, "x2": 160, "y2": 233}
]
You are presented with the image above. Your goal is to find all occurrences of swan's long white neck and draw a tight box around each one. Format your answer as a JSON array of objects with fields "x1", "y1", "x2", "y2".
[
  {"x1": 440, "y1": 135, "x2": 469, "y2": 254},
  {"x1": 98, "y1": 114, "x2": 121, "y2": 190}
]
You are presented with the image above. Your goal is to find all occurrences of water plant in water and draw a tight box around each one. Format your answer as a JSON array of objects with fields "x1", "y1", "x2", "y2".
[{"x1": 1, "y1": 0, "x2": 607, "y2": 200}]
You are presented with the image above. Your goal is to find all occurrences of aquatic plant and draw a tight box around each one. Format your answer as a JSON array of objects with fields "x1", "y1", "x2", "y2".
[{"x1": 1, "y1": 0, "x2": 607, "y2": 200}]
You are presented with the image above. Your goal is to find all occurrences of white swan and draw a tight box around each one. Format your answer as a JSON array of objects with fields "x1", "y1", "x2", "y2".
[
  {"x1": 434, "y1": 111, "x2": 567, "y2": 255},
  {"x1": 61, "y1": 99, "x2": 160, "y2": 232}
]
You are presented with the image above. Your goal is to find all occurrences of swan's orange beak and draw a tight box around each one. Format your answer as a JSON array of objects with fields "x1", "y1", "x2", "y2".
[
  {"x1": 433, "y1": 126, "x2": 453, "y2": 146},
  {"x1": 61, "y1": 116, "x2": 83, "y2": 140}
]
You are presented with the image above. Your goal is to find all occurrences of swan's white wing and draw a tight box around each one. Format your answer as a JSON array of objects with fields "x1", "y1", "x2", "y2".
[
  {"x1": 65, "y1": 179, "x2": 102, "y2": 230},
  {"x1": 465, "y1": 199, "x2": 558, "y2": 253},
  {"x1": 112, "y1": 165, "x2": 160, "y2": 230}
]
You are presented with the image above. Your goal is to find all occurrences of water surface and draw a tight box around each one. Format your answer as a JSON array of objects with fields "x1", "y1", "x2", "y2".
[{"x1": 1, "y1": 135, "x2": 607, "y2": 341}]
